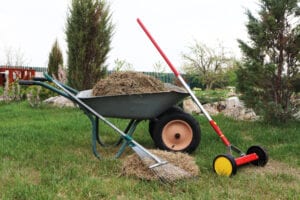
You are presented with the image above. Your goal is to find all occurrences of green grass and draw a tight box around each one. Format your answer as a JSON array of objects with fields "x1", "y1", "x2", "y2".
[{"x1": 0, "y1": 101, "x2": 299, "y2": 199}]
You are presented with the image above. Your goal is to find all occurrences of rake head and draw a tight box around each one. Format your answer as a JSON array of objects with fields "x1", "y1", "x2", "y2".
[
  {"x1": 150, "y1": 161, "x2": 194, "y2": 183},
  {"x1": 133, "y1": 146, "x2": 195, "y2": 183}
]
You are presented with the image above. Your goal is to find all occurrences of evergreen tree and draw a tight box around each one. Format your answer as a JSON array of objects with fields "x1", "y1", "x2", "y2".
[
  {"x1": 66, "y1": 0, "x2": 114, "y2": 90},
  {"x1": 237, "y1": 0, "x2": 300, "y2": 122},
  {"x1": 48, "y1": 39, "x2": 63, "y2": 78}
]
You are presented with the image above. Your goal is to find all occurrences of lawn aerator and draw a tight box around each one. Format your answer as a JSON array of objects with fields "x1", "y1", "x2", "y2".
[{"x1": 137, "y1": 18, "x2": 268, "y2": 176}]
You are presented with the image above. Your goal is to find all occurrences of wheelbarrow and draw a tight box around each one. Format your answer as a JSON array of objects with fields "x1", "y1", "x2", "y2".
[{"x1": 19, "y1": 73, "x2": 201, "y2": 159}]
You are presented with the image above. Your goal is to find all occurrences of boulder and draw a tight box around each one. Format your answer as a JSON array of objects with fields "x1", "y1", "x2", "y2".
[
  {"x1": 202, "y1": 102, "x2": 220, "y2": 115},
  {"x1": 222, "y1": 107, "x2": 258, "y2": 121},
  {"x1": 183, "y1": 96, "x2": 258, "y2": 121},
  {"x1": 44, "y1": 96, "x2": 75, "y2": 108},
  {"x1": 225, "y1": 96, "x2": 243, "y2": 109},
  {"x1": 293, "y1": 110, "x2": 300, "y2": 121},
  {"x1": 183, "y1": 98, "x2": 201, "y2": 114}
]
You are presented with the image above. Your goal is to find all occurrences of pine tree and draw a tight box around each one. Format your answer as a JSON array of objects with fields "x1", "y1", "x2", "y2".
[
  {"x1": 66, "y1": 0, "x2": 114, "y2": 90},
  {"x1": 237, "y1": 0, "x2": 300, "y2": 122},
  {"x1": 48, "y1": 39, "x2": 63, "y2": 78}
]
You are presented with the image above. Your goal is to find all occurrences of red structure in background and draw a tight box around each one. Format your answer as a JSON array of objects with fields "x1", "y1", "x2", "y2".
[{"x1": 0, "y1": 66, "x2": 35, "y2": 86}]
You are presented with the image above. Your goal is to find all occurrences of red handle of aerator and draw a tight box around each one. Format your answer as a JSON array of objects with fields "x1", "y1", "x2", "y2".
[{"x1": 209, "y1": 120, "x2": 231, "y2": 147}]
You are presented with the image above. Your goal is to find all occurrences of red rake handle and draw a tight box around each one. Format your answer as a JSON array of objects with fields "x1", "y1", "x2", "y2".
[
  {"x1": 137, "y1": 18, "x2": 231, "y2": 147},
  {"x1": 136, "y1": 18, "x2": 179, "y2": 77}
]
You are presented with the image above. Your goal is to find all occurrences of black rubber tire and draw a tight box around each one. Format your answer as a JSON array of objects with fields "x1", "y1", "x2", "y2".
[
  {"x1": 246, "y1": 145, "x2": 269, "y2": 166},
  {"x1": 213, "y1": 154, "x2": 237, "y2": 176},
  {"x1": 148, "y1": 106, "x2": 184, "y2": 138},
  {"x1": 152, "y1": 111, "x2": 201, "y2": 153},
  {"x1": 148, "y1": 120, "x2": 156, "y2": 139}
]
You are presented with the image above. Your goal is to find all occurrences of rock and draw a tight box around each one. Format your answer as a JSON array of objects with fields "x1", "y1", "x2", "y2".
[
  {"x1": 222, "y1": 107, "x2": 257, "y2": 121},
  {"x1": 202, "y1": 103, "x2": 220, "y2": 115},
  {"x1": 222, "y1": 107, "x2": 242, "y2": 120},
  {"x1": 220, "y1": 97, "x2": 258, "y2": 120},
  {"x1": 183, "y1": 96, "x2": 258, "y2": 121},
  {"x1": 225, "y1": 96, "x2": 243, "y2": 109},
  {"x1": 44, "y1": 96, "x2": 75, "y2": 108},
  {"x1": 216, "y1": 101, "x2": 226, "y2": 112},
  {"x1": 293, "y1": 110, "x2": 300, "y2": 121},
  {"x1": 242, "y1": 108, "x2": 258, "y2": 120},
  {"x1": 183, "y1": 98, "x2": 201, "y2": 114}
]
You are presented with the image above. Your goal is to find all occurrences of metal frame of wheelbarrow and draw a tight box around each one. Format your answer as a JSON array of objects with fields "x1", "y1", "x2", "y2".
[
  {"x1": 137, "y1": 18, "x2": 269, "y2": 176},
  {"x1": 19, "y1": 74, "x2": 191, "y2": 159}
]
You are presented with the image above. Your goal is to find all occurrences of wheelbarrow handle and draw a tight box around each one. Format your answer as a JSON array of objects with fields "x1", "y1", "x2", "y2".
[
  {"x1": 43, "y1": 73, "x2": 53, "y2": 82},
  {"x1": 18, "y1": 78, "x2": 71, "y2": 99},
  {"x1": 32, "y1": 77, "x2": 48, "y2": 82},
  {"x1": 18, "y1": 80, "x2": 37, "y2": 86},
  {"x1": 43, "y1": 73, "x2": 78, "y2": 95}
]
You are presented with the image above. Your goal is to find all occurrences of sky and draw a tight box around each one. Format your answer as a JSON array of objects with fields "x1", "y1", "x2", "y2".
[{"x1": 0, "y1": 0, "x2": 260, "y2": 72}]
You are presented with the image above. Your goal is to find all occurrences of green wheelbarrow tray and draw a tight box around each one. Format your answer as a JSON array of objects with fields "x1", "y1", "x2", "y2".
[{"x1": 76, "y1": 83, "x2": 189, "y2": 119}]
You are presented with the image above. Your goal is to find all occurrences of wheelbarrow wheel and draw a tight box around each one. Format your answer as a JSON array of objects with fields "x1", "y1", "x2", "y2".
[
  {"x1": 246, "y1": 145, "x2": 268, "y2": 166},
  {"x1": 213, "y1": 154, "x2": 237, "y2": 177},
  {"x1": 152, "y1": 111, "x2": 200, "y2": 153},
  {"x1": 148, "y1": 120, "x2": 156, "y2": 139},
  {"x1": 148, "y1": 106, "x2": 184, "y2": 138}
]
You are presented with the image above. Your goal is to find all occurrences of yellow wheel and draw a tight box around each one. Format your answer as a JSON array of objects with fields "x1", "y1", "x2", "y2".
[{"x1": 213, "y1": 154, "x2": 237, "y2": 176}]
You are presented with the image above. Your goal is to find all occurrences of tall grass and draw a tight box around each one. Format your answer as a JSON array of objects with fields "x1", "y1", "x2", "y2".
[{"x1": 0, "y1": 102, "x2": 299, "y2": 199}]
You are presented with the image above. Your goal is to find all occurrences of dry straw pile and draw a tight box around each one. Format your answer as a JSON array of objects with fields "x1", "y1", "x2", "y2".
[
  {"x1": 121, "y1": 149, "x2": 199, "y2": 181},
  {"x1": 92, "y1": 72, "x2": 167, "y2": 96}
]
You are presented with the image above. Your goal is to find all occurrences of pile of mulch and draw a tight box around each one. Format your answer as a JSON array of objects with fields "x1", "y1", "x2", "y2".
[
  {"x1": 92, "y1": 72, "x2": 168, "y2": 96},
  {"x1": 121, "y1": 149, "x2": 199, "y2": 181}
]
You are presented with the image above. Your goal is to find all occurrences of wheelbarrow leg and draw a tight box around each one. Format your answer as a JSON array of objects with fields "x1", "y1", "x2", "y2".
[
  {"x1": 96, "y1": 118, "x2": 136, "y2": 147},
  {"x1": 114, "y1": 119, "x2": 136, "y2": 147},
  {"x1": 86, "y1": 114, "x2": 102, "y2": 159},
  {"x1": 88, "y1": 115, "x2": 142, "y2": 159},
  {"x1": 94, "y1": 116, "x2": 106, "y2": 147},
  {"x1": 115, "y1": 119, "x2": 141, "y2": 158}
]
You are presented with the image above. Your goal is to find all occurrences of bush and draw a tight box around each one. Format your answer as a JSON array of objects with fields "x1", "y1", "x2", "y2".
[
  {"x1": 4, "y1": 81, "x2": 24, "y2": 101},
  {"x1": 193, "y1": 88, "x2": 230, "y2": 104},
  {"x1": 1, "y1": 80, "x2": 56, "y2": 106},
  {"x1": 23, "y1": 84, "x2": 57, "y2": 107},
  {"x1": 262, "y1": 101, "x2": 294, "y2": 124},
  {"x1": 183, "y1": 74, "x2": 204, "y2": 89}
]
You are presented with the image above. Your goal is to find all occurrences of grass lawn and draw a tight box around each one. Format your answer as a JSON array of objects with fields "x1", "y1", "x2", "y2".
[{"x1": 0, "y1": 101, "x2": 299, "y2": 199}]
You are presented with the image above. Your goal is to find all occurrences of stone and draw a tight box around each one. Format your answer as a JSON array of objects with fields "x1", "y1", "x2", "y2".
[
  {"x1": 183, "y1": 96, "x2": 258, "y2": 121},
  {"x1": 225, "y1": 96, "x2": 243, "y2": 109},
  {"x1": 44, "y1": 96, "x2": 75, "y2": 108},
  {"x1": 202, "y1": 103, "x2": 219, "y2": 115},
  {"x1": 183, "y1": 98, "x2": 201, "y2": 114},
  {"x1": 293, "y1": 110, "x2": 300, "y2": 121}
]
